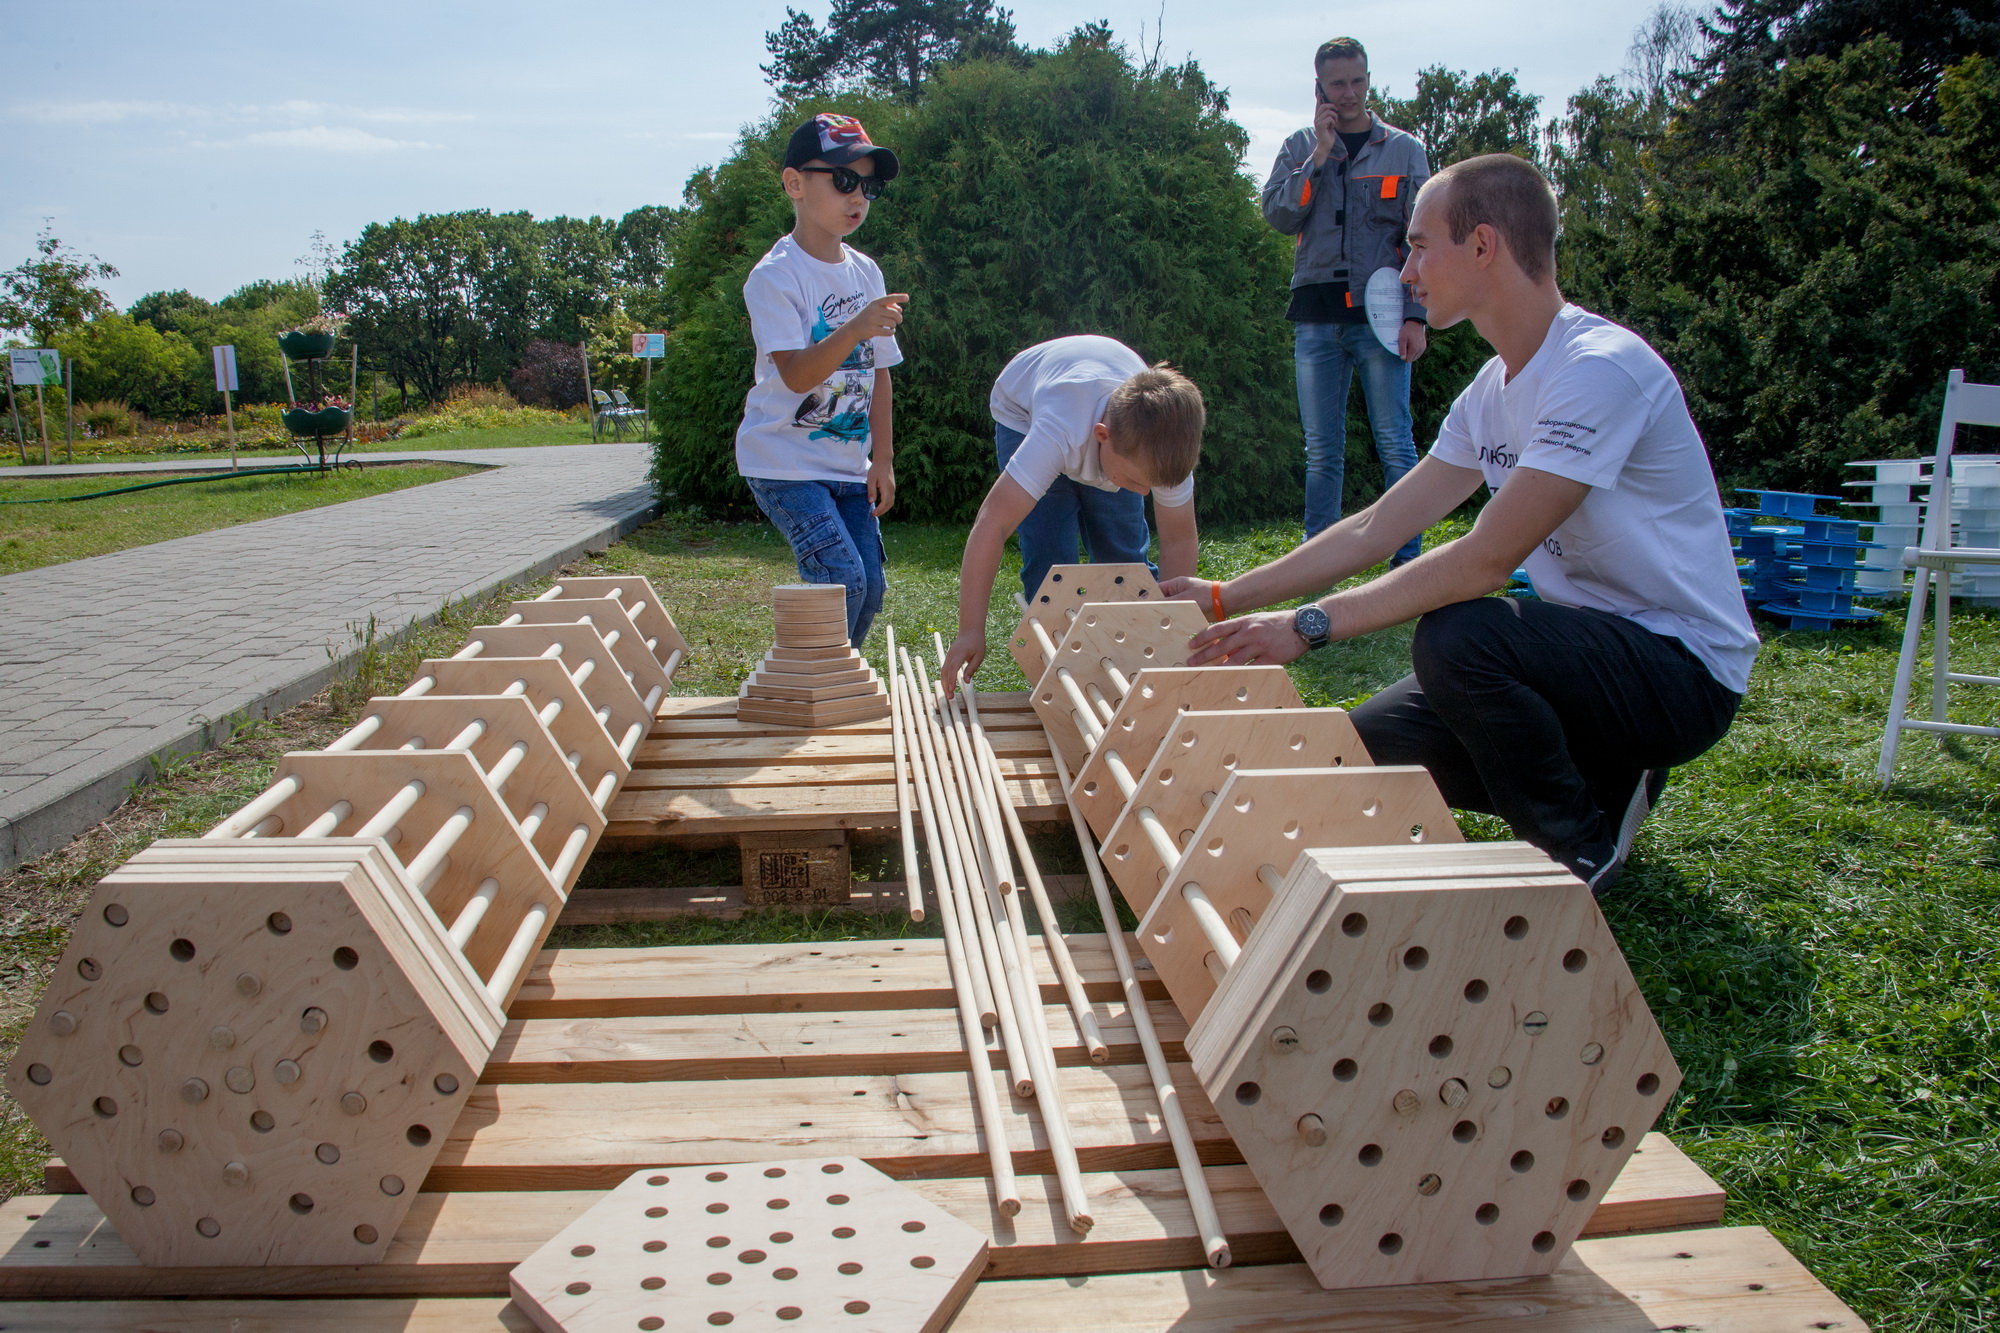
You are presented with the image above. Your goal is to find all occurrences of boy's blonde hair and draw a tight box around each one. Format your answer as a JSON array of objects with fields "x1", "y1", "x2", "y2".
[{"x1": 1103, "y1": 363, "x2": 1204, "y2": 487}]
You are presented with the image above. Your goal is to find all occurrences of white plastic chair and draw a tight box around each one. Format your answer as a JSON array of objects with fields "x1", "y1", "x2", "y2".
[{"x1": 1877, "y1": 370, "x2": 2000, "y2": 783}]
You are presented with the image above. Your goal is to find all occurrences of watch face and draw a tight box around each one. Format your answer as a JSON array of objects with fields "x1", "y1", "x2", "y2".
[{"x1": 1295, "y1": 604, "x2": 1331, "y2": 642}]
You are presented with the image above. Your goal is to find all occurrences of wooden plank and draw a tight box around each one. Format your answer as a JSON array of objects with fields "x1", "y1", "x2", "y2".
[
  {"x1": 556, "y1": 881, "x2": 915, "y2": 923},
  {"x1": 510, "y1": 935, "x2": 1169, "y2": 1018},
  {"x1": 631, "y1": 729, "x2": 1051, "y2": 769},
  {"x1": 481, "y1": 997, "x2": 1193, "y2": 1082},
  {"x1": 621, "y1": 755, "x2": 1054, "y2": 790},
  {"x1": 427, "y1": 1062, "x2": 1236, "y2": 1188},
  {"x1": 0, "y1": 1137, "x2": 1720, "y2": 1298},
  {"x1": 603, "y1": 773, "x2": 1067, "y2": 835},
  {"x1": 950, "y1": 1226, "x2": 1864, "y2": 1332},
  {"x1": 0, "y1": 1225, "x2": 1865, "y2": 1330}
]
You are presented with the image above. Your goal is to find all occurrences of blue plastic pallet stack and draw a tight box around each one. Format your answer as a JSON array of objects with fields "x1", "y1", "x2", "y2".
[{"x1": 1727, "y1": 489, "x2": 1884, "y2": 630}]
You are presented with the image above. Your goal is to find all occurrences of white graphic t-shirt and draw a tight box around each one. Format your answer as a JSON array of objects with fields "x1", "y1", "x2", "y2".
[
  {"x1": 736, "y1": 234, "x2": 904, "y2": 482},
  {"x1": 990, "y1": 335, "x2": 1196, "y2": 509},
  {"x1": 1428, "y1": 304, "x2": 1760, "y2": 693}
]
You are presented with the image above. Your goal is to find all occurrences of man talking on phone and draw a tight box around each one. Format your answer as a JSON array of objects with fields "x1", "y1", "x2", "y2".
[{"x1": 1263, "y1": 37, "x2": 1432, "y2": 564}]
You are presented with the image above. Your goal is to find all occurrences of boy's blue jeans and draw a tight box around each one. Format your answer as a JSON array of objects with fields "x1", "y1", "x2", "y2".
[
  {"x1": 1295, "y1": 321, "x2": 1422, "y2": 565},
  {"x1": 745, "y1": 477, "x2": 885, "y2": 647},
  {"x1": 995, "y1": 424, "x2": 1155, "y2": 601}
]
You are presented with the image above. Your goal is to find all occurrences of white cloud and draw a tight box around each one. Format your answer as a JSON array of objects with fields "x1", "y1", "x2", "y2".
[{"x1": 242, "y1": 126, "x2": 434, "y2": 153}]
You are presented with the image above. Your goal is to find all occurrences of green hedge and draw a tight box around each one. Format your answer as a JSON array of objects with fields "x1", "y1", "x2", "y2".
[{"x1": 651, "y1": 38, "x2": 1311, "y2": 524}]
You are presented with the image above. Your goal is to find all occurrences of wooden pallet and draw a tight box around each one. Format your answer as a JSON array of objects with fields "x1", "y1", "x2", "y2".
[
  {"x1": 605, "y1": 693, "x2": 1064, "y2": 839},
  {"x1": 2, "y1": 934, "x2": 1863, "y2": 1330}
]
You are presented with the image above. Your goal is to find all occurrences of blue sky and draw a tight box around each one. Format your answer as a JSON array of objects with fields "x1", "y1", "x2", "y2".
[{"x1": 3, "y1": 1, "x2": 1671, "y2": 307}]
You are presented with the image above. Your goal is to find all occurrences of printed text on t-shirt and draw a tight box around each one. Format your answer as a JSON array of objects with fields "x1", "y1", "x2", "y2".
[
  {"x1": 1477, "y1": 443, "x2": 1518, "y2": 470},
  {"x1": 1531, "y1": 417, "x2": 1597, "y2": 456}
]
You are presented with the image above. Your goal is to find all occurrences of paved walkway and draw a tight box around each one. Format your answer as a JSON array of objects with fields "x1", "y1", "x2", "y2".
[{"x1": 0, "y1": 442, "x2": 659, "y2": 869}]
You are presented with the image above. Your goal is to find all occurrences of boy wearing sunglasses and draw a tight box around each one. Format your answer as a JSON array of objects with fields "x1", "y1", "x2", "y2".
[{"x1": 736, "y1": 112, "x2": 908, "y2": 646}]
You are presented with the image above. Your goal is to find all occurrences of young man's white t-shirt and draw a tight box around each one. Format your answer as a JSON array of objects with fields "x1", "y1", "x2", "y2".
[
  {"x1": 1428, "y1": 304, "x2": 1759, "y2": 694},
  {"x1": 736, "y1": 234, "x2": 904, "y2": 483},
  {"x1": 990, "y1": 335, "x2": 1195, "y2": 508}
]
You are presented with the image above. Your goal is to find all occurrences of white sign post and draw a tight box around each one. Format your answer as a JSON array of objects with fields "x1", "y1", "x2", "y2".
[
  {"x1": 631, "y1": 332, "x2": 665, "y2": 444},
  {"x1": 213, "y1": 345, "x2": 240, "y2": 470},
  {"x1": 9, "y1": 349, "x2": 59, "y2": 465}
]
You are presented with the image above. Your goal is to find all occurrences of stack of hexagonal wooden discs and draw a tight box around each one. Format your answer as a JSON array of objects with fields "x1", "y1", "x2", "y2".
[
  {"x1": 1005, "y1": 564, "x2": 1681, "y2": 1289},
  {"x1": 5, "y1": 576, "x2": 687, "y2": 1268},
  {"x1": 737, "y1": 584, "x2": 890, "y2": 727}
]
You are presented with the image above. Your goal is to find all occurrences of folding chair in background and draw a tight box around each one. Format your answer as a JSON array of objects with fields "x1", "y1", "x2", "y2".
[{"x1": 1877, "y1": 370, "x2": 2000, "y2": 783}]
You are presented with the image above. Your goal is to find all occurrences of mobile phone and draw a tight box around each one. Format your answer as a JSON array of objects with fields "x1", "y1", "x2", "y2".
[{"x1": 1314, "y1": 80, "x2": 1328, "y2": 104}]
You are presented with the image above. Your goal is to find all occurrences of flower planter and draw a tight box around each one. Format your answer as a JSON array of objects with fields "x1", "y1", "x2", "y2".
[
  {"x1": 278, "y1": 331, "x2": 338, "y2": 360},
  {"x1": 282, "y1": 406, "x2": 353, "y2": 437}
]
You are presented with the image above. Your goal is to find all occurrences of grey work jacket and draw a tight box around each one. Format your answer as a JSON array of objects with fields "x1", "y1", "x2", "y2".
[{"x1": 1261, "y1": 114, "x2": 1432, "y2": 323}]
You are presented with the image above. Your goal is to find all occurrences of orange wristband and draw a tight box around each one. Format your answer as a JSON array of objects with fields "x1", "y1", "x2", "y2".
[{"x1": 1211, "y1": 582, "x2": 1226, "y2": 622}]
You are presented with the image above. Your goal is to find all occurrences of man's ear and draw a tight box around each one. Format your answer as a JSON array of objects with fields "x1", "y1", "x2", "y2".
[{"x1": 1472, "y1": 221, "x2": 1503, "y2": 270}]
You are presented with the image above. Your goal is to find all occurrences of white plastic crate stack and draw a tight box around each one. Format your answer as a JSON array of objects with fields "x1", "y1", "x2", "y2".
[
  {"x1": 1953, "y1": 458, "x2": 2000, "y2": 605},
  {"x1": 1846, "y1": 455, "x2": 2000, "y2": 605}
]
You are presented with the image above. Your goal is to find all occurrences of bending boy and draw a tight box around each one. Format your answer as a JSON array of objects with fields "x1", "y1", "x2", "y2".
[
  {"x1": 942, "y1": 335, "x2": 1203, "y2": 690},
  {"x1": 1169, "y1": 155, "x2": 1758, "y2": 893}
]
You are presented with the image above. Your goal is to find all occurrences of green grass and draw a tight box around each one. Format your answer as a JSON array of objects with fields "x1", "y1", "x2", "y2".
[
  {"x1": 0, "y1": 509, "x2": 1993, "y2": 1329},
  {"x1": 0, "y1": 419, "x2": 622, "y2": 469},
  {"x1": 0, "y1": 462, "x2": 480, "y2": 574}
]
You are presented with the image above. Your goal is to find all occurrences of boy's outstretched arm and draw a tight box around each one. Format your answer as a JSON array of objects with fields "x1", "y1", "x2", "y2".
[
  {"x1": 769, "y1": 294, "x2": 908, "y2": 392},
  {"x1": 1154, "y1": 498, "x2": 1198, "y2": 582},
  {"x1": 941, "y1": 474, "x2": 1039, "y2": 694},
  {"x1": 867, "y1": 369, "x2": 895, "y2": 516}
]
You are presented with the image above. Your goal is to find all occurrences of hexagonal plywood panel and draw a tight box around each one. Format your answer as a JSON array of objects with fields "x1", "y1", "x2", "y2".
[
  {"x1": 510, "y1": 1157, "x2": 987, "y2": 1332},
  {"x1": 4, "y1": 843, "x2": 487, "y2": 1267},
  {"x1": 1186, "y1": 846, "x2": 1681, "y2": 1289}
]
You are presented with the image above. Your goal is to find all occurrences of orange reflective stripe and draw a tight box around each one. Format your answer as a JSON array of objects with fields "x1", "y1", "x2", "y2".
[
  {"x1": 1300, "y1": 178, "x2": 1314, "y2": 207},
  {"x1": 1345, "y1": 291, "x2": 1354, "y2": 308},
  {"x1": 1381, "y1": 174, "x2": 1402, "y2": 199}
]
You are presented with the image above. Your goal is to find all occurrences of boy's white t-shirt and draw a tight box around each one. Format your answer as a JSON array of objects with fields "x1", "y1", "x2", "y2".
[
  {"x1": 990, "y1": 335, "x2": 1196, "y2": 508},
  {"x1": 736, "y1": 234, "x2": 904, "y2": 482},
  {"x1": 1428, "y1": 304, "x2": 1760, "y2": 694}
]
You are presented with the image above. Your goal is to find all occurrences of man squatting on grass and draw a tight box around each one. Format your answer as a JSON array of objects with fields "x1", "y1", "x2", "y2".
[
  {"x1": 941, "y1": 336, "x2": 1205, "y2": 692},
  {"x1": 1168, "y1": 154, "x2": 1761, "y2": 895},
  {"x1": 735, "y1": 113, "x2": 907, "y2": 647}
]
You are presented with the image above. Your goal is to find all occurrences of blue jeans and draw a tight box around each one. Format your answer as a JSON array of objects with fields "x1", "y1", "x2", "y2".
[
  {"x1": 1295, "y1": 321, "x2": 1421, "y2": 564},
  {"x1": 744, "y1": 477, "x2": 885, "y2": 647},
  {"x1": 995, "y1": 424, "x2": 1155, "y2": 601}
]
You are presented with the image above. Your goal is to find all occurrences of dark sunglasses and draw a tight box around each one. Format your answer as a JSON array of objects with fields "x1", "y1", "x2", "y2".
[{"x1": 798, "y1": 166, "x2": 887, "y2": 201}]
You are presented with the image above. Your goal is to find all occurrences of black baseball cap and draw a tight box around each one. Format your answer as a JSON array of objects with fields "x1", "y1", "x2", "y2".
[{"x1": 782, "y1": 113, "x2": 900, "y2": 180}]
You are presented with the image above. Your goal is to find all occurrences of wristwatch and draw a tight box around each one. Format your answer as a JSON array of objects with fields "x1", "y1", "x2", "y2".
[{"x1": 1293, "y1": 603, "x2": 1332, "y2": 650}]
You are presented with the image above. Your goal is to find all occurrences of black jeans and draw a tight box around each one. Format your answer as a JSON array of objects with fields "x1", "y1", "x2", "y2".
[{"x1": 1349, "y1": 597, "x2": 1741, "y2": 864}]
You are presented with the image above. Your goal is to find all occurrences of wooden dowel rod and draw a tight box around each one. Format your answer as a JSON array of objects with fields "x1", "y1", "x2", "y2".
[
  {"x1": 485, "y1": 903, "x2": 550, "y2": 1004},
  {"x1": 887, "y1": 654, "x2": 1017, "y2": 1214},
  {"x1": 884, "y1": 627, "x2": 925, "y2": 922},
  {"x1": 1055, "y1": 668, "x2": 1105, "y2": 744},
  {"x1": 964, "y1": 679, "x2": 1109, "y2": 1064},
  {"x1": 928, "y1": 652, "x2": 1091, "y2": 1237},
  {"x1": 1085, "y1": 681, "x2": 1116, "y2": 726},
  {"x1": 894, "y1": 648, "x2": 997, "y2": 1028},
  {"x1": 909, "y1": 652, "x2": 1031, "y2": 1097},
  {"x1": 1179, "y1": 881, "x2": 1241, "y2": 970},
  {"x1": 1135, "y1": 805, "x2": 1183, "y2": 873},
  {"x1": 1102, "y1": 661, "x2": 1132, "y2": 698},
  {"x1": 326, "y1": 713, "x2": 385, "y2": 752},
  {"x1": 1047, "y1": 739, "x2": 1229, "y2": 1267},
  {"x1": 207, "y1": 775, "x2": 302, "y2": 837}
]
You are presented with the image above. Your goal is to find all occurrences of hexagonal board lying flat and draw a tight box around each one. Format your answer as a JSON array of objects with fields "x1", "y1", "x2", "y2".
[
  {"x1": 1185, "y1": 845, "x2": 1682, "y2": 1289},
  {"x1": 4, "y1": 843, "x2": 486, "y2": 1267},
  {"x1": 509, "y1": 1157, "x2": 988, "y2": 1333}
]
